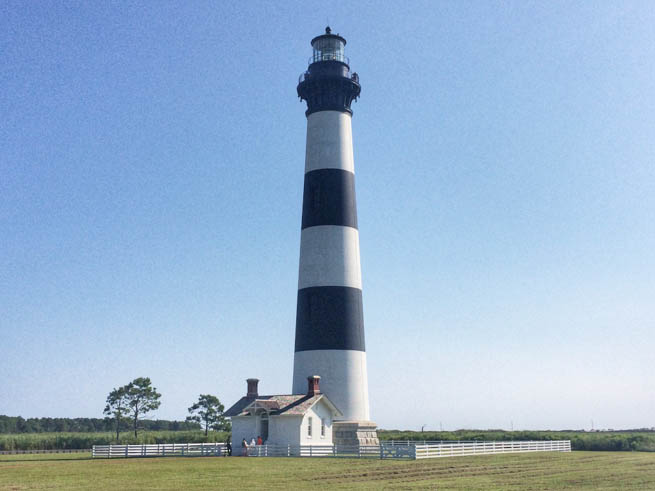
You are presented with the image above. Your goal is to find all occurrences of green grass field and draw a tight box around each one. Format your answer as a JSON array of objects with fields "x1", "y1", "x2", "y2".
[{"x1": 1, "y1": 451, "x2": 654, "y2": 489}]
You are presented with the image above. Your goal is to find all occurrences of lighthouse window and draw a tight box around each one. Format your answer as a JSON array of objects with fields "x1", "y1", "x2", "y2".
[{"x1": 307, "y1": 417, "x2": 313, "y2": 437}]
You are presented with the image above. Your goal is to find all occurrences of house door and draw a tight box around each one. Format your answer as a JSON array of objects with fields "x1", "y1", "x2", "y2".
[{"x1": 260, "y1": 414, "x2": 269, "y2": 441}]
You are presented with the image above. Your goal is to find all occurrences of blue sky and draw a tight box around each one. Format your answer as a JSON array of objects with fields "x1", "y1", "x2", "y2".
[{"x1": 1, "y1": 1, "x2": 653, "y2": 431}]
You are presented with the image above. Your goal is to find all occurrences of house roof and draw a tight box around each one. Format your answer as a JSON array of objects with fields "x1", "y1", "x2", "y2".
[
  {"x1": 250, "y1": 400, "x2": 280, "y2": 411},
  {"x1": 224, "y1": 393, "x2": 342, "y2": 418}
]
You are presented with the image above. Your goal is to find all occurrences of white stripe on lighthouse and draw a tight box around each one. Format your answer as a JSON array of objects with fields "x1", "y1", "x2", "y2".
[
  {"x1": 305, "y1": 111, "x2": 354, "y2": 174},
  {"x1": 292, "y1": 349, "x2": 370, "y2": 421},
  {"x1": 296, "y1": 106, "x2": 368, "y2": 421},
  {"x1": 298, "y1": 225, "x2": 362, "y2": 290}
]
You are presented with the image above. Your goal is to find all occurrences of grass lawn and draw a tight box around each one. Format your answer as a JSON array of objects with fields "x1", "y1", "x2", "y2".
[{"x1": 1, "y1": 451, "x2": 654, "y2": 489}]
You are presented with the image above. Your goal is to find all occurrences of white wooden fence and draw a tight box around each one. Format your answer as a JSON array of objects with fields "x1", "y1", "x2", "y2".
[
  {"x1": 92, "y1": 440, "x2": 570, "y2": 460},
  {"x1": 244, "y1": 444, "x2": 380, "y2": 458},
  {"x1": 0, "y1": 449, "x2": 92, "y2": 455},
  {"x1": 412, "y1": 440, "x2": 571, "y2": 459},
  {"x1": 92, "y1": 443, "x2": 226, "y2": 458},
  {"x1": 243, "y1": 440, "x2": 571, "y2": 460}
]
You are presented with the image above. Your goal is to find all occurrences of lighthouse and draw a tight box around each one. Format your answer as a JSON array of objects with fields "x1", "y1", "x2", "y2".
[
  {"x1": 292, "y1": 29, "x2": 376, "y2": 444},
  {"x1": 224, "y1": 28, "x2": 377, "y2": 450}
]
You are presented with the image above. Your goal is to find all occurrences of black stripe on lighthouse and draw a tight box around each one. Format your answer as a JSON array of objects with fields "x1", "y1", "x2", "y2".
[
  {"x1": 295, "y1": 286, "x2": 365, "y2": 352},
  {"x1": 301, "y1": 169, "x2": 358, "y2": 230}
]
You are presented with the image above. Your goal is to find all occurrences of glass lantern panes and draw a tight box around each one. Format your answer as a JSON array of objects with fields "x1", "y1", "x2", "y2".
[{"x1": 312, "y1": 37, "x2": 345, "y2": 63}]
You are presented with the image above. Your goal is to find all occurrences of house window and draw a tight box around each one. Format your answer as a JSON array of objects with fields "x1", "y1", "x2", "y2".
[
  {"x1": 321, "y1": 419, "x2": 326, "y2": 437},
  {"x1": 307, "y1": 417, "x2": 312, "y2": 437}
]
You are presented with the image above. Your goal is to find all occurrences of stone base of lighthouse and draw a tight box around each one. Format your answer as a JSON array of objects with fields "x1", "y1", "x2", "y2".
[{"x1": 333, "y1": 421, "x2": 379, "y2": 447}]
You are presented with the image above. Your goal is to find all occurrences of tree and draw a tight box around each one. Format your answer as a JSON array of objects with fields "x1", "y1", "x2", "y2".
[
  {"x1": 124, "y1": 377, "x2": 162, "y2": 437},
  {"x1": 103, "y1": 386, "x2": 129, "y2": 440},
  {"x1": 187, "y1": 394, "x2": 227, "y2": 436}
]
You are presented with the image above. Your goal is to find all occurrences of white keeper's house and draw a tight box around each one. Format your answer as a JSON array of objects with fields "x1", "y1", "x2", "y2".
[{"x1": 225, "y1": 376, "x2": 341, "y2": 450}]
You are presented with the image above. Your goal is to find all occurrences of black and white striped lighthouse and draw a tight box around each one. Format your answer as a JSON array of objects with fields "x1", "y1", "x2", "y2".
[{"x1": 292, "y1": 28, "x2": 371, "y2": 424}]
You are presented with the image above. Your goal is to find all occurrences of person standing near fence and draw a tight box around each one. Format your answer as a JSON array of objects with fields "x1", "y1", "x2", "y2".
[{"x1": 241, "y1": 439, "x2": 248, "y2": 456}]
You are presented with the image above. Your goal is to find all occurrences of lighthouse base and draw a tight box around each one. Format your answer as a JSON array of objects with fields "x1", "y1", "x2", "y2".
[{"x1": 333, "y1": 420, "x2": 379, "y2": 447}]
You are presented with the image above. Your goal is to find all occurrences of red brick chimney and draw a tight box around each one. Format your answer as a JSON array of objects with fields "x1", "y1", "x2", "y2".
[
  {"x1": 307, "y1": 375, "x2": 321, "y2": 396},
  {"x1": 247, "y1": 378, "x2": 259, "y2": 397}
]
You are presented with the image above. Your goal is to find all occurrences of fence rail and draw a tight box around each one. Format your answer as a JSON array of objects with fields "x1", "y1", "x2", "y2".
[
  {"x1": 245, "y1": 444, "x2": 379, "y2": 458},
  {"x1": 0, "y1": 448, "x2": 92, "y2": 455},
  {"x1": 413, "y1": 440, "x2": 571, "y2": 460},
  {"x1": 92, "y1": 443, "x2": 226, "y2": 458},
  {"x1": 92, "y1": 440, "x2": 571, "y2": 460}
]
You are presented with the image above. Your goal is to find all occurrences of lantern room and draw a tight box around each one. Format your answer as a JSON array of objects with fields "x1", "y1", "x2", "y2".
[{"x1": 310, "y1": 27, "x2": 348, "y2": 65}]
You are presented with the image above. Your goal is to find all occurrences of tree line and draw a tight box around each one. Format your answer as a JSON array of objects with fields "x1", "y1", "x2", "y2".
[
  {"x1": 103, "y1": 377, "x2": 228, "y2": 439},
  {"x1": 0, "y1": 416, "x2": 200, "y2": 434},
  {"x1": 2, "y1": 376, "x2": 229, "y2": 440}
]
